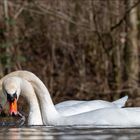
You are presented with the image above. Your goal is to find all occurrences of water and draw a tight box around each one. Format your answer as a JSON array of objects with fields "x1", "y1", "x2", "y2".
[{"x1": 0, "y1": 125, "x2": 140, "y2": 140}]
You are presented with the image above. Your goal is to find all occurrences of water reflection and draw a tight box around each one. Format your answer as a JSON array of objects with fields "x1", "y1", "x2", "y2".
[{"x1": 0, "y1": 126, "x2": 140, "y2": 139}]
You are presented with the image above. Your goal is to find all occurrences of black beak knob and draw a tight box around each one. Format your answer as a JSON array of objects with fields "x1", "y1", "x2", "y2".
[{"x1": 7, "y1": 93, "x2": 17, "y2": 102}]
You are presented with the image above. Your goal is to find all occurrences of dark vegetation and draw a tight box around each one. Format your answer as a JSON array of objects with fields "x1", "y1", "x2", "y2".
[{"x1": 0, "y1": 0, "x2": 140, "y2": 118}]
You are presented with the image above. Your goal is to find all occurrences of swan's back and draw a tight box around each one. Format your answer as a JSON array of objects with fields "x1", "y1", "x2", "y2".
[{"x1": 59, "y1": 107, "x2": 140, "y2": 126}]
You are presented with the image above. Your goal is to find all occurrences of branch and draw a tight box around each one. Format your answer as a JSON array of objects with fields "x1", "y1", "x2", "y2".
[
  {"x1": 111, "y1": 0, "x2": 140, "y2": 31},
  {"x1": 3, "y1": 0, "x2": 9, "y2": 20},
  {"x1": 37, "y1": 3, "x2": 95, "y2": 32},
  {"x1": 14, "y1": 6, "x2": 24, "y2": 19},
  {"x1": 7, "y1": 1, "x2": 97, "y2": 33},
  {"x1": 93, "y1": 12, "x2": 110, "y2": 58}
]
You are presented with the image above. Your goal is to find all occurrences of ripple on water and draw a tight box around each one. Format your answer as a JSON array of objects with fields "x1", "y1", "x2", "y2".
[{"x1": 0, "y1": 125, "x2": 140, "y2": 139}]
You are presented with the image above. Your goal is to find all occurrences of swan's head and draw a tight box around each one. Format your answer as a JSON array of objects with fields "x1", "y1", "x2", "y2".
[{"x1": 2, "y1": 77, "x2": 21, "y2": 115}]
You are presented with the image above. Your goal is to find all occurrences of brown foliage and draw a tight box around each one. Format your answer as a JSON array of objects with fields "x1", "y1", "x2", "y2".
[{"x1": 0, "y1": 0, "x2": 140, "y2": 107}]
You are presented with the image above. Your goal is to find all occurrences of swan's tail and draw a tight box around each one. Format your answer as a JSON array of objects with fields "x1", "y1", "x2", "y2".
[{"x1": 112, "y1": 96, "x2": 128, "y2": 108}]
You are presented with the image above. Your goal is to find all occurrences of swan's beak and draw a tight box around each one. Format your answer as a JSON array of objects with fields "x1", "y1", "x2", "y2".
[
  {"x1": 6, "y1": 93, "x2": 18, "y2": 116},
  {"x1": 9, "y1": 98, "x2": 18, "y2": 116}
]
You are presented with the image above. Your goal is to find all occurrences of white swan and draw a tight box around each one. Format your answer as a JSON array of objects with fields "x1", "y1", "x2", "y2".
[
  {"x1": 2, "y1": 77, "x2": 43, "y2": 125},
  {"x1": 1, "y1": 71, "x2": 130, "y2": 126},
  {"x1": 0, "y1": 71, "x2": 128, "y2": 116},
  {"x1": 2, "y1": 76, "x2": 127, "y2": 125}
]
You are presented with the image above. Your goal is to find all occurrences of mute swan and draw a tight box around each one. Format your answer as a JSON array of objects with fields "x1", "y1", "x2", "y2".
[
  {"x1": 2, "y1": 72, "x2": 130, "y2": 126},
  {"x1": 2, "y1": 76, "x2": 128, "y2": 125},
  {"x1": 0, "y1": 71, "x2": 128, "y2": 116},
  {"x1": 2, "y1": 77, "x2": 43, "y2": 125}
]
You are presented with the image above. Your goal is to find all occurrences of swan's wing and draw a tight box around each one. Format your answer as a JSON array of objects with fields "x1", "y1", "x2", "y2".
[
  {"x1": 112, "y1": 96, "x2": 128, "y2": 108},
  {"x1": 56, "y1": 96, "x2": 128, "y2": 117},
  {"x1": 56, "y1": 100, "x2": 123, "y2": 117},
  {"x1": 55, "y1": 100, "x2": 86, "y2": 109},
  {"x1": 56, "y1": 96, "x2": 128, "y2": 110}
]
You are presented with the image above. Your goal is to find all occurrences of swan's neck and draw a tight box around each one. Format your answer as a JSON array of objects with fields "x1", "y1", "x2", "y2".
[
  {"x1": 31, "y1": 80, "x2": 61, "y2": 125},
  {"x1": 20, "y1": 79, "x2": 43, "y2": 125}
]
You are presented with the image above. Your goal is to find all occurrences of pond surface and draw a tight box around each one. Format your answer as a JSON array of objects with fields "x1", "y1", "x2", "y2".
[{"x1": 0, "y1": 125, "x2": 140, "y2": 140}]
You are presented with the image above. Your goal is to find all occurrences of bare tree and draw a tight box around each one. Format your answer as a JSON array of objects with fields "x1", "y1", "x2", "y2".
[
  {"x1": 2, "y1": 0, "x2": 11, "y2": 73},
  {"x1": 125, "y1": 0, "x2": 139, "y2": 96}
]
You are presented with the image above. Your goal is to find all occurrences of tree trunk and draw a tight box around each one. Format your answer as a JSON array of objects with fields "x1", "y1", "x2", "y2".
[
  {"x1": 3, "y1": 0, "x2": 11, "y2": 73},
  {"x1": 125, "y1": 0, "x2": 139, "y2": 96}
]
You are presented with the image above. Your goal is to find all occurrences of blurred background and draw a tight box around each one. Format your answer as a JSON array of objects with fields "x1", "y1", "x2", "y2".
[{"x1": 0, "y1": 0, "x2": 140, "y2": 114}]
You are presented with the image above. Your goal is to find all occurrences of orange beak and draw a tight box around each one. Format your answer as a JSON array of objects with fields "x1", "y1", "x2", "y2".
[{"x1": 9, "y1": 98, "x2": 18, "y2": 115}]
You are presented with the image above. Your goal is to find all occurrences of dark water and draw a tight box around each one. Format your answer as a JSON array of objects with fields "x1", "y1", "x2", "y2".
[{"x1": 0, "y1": 125, "x2": 140, "y2": 140}]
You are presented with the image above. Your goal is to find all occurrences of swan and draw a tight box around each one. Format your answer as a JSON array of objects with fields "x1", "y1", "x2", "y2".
[
  {"x1": 2, "y1": 77, "x2": 43, "y2": 125},
  {"x1": 0, "y1": 71, "x2": 128, "y2": 117},
  {"x1": 2, "y1": 76, "x2": 128, "y2": 125},
  {"x1": 1, "y1": 72, "x2": 130, "y2": 126}
]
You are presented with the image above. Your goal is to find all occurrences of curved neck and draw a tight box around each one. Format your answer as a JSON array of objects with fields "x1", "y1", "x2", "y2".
[
  {"x1": 21, "y1": 72, "x2": 61, "y2": 125},
  {"x1": 0, "y1": 71, "x2": 61, "y2": 125},
  {"x1": 20, "y1": 78, "x2": 43, "y2": 125},
  {"x1": 28, "y1": 76, "x2": 61, "y2": 125}
]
